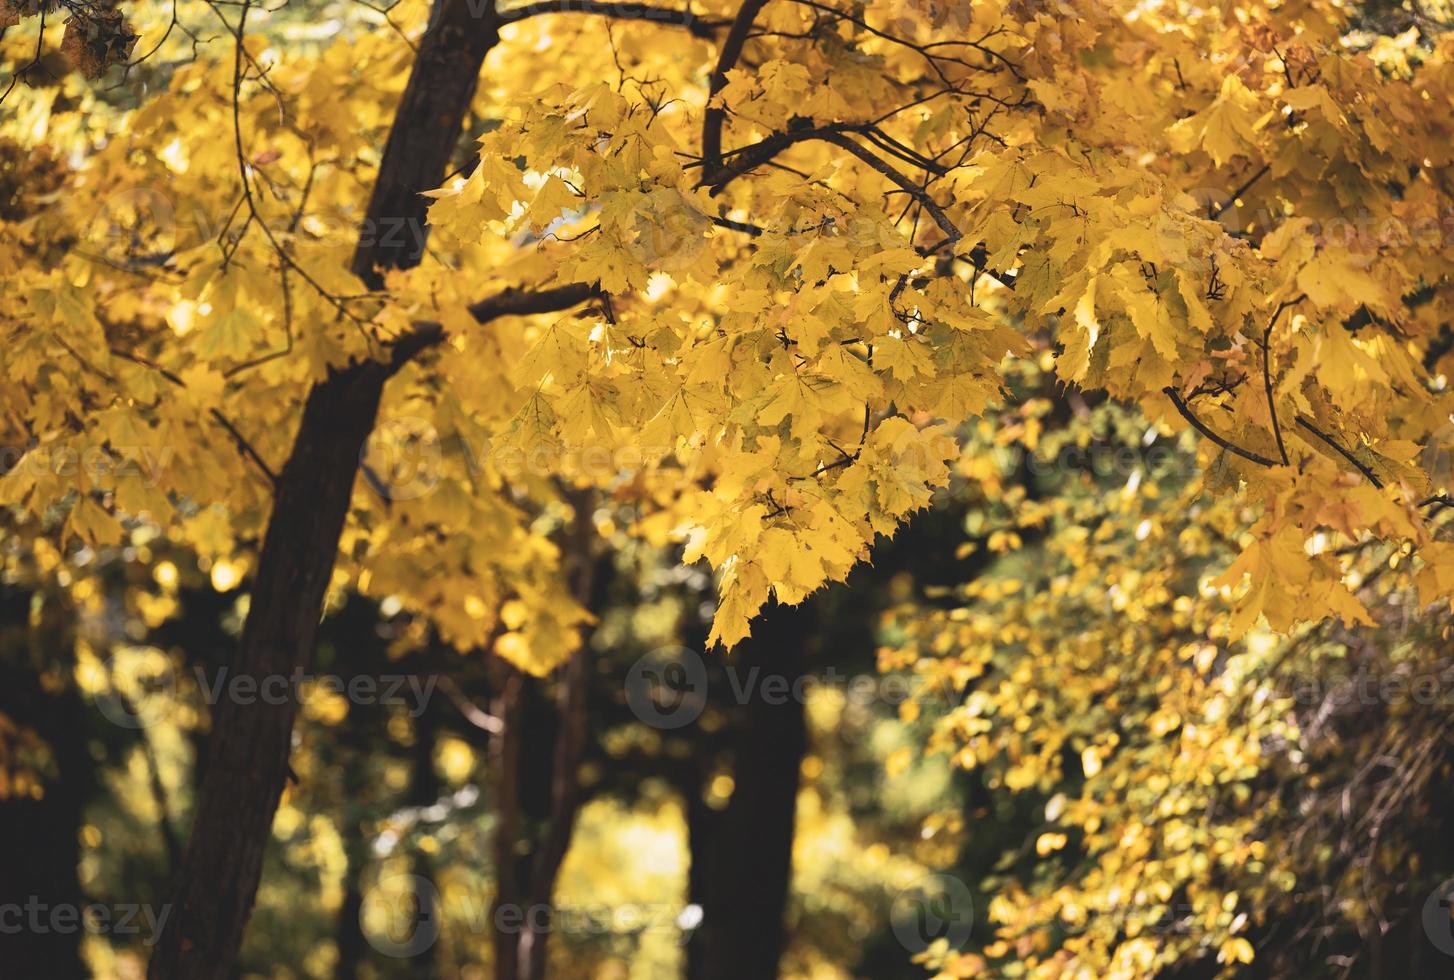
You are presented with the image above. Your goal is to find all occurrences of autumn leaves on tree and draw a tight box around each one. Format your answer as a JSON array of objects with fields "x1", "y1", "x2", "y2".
[{"x1": 1, "y1": 0, "x2": 1453, "y2": 976}]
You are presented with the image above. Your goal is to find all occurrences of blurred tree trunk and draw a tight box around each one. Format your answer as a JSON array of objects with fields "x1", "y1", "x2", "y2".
[
  {"x1": 332, "y1": 697, "x2": 376, "y2": 980},
  {"x1": 332, "y1": 807, "x2": 371, "y2": 980},
  {"x1": 693, "y1": 600, "x2": 814, "y2": 980},
  {"x1": 0, "y1": 587, "x2": 90, "y2": 979},
  {"x1": 147, "y1": 4, "x2": 502, "y2": 976},
  {"x1": 490, "y1": 649, "x2": 595, "y2": 980},
  {"x1": 489, "y1": 664, "x2": 528, "y2": 980},
  {"x1": 683, "y1": 783, "x2": 718, "y2": 980},
  {"x1": 491, "y1": 499, "x2": 601, "y2": 980},
  {"x1": 408, "y1": 706, "x2": 441, "y2": 980}
]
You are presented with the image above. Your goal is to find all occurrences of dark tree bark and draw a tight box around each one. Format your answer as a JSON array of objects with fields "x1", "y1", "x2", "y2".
[
  {"x1": 489, "y1": 664, "x2": 528, "y2": 980},
  {"x1": 683, "y1": 780, "x2": 719, "y2": 980},
  {"x1": 148, "y1": 4, "x2": 503, "y2": 976},
  {"x1": 0, "y1": 588, "x2": 91, "y2": 980},
  {"x1": 148, "y1": 362, "x2": 391, "y2": 979},
  {"x1": 407, "y1": 706, "x2": 442, "y2": 980},
  {"x1": 351, "y1": 0, "x2": 502, "y2": 288},
  {"x1": 694, "y1": 600, "x2": 814, "y2": 980},
  {"x1": 490, "y1": 499, "x2": 601, "y2": 980},
  {"x1": 516, "y1": 643, "x2": 590, "y2": 980},
  {"x1": 332, "y1": 854, "x2": 369, "y2": 980},
  {"x1": 491, "y1": 656, "x2": 596, "y2": 980},
  {"x1": 332, "y1": 729, "x2": 372, "y2": 980},
  {"x1": 303, "y1": 597, "x2": 394, "y2": 980}
]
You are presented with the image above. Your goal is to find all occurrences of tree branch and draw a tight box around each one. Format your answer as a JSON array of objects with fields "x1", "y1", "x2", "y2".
[
  {"x1": 350, "y1": 0, "x2": 503, "y2": 287},
  {"x1": 502, "y1": 1, "x2": 726, "y2": 37},
  {"x1": 1163, "y1": 386, "x2": 1280, "y2": 468},
  {"x1": 702, "y1": 0, "x2": 771, "y2": 181},
  {"x1": 786, "y1": 0, "x2": 1022, "y2": 81},
  {"x1": 1295, "y1": 416, "x2": 1384, "y2": 489},
  {"x1": 1211, "y1": 162, "x2": 1270, "y2": 221},
  {"x1": 436, "y1": 675, "x2": 504, "y2": 734},
  {"x1": 702, "y1": 122, "x2": 846, "y2": 193},
  {"x1": 467, "y1": 281, "x2": 605, "y2": 324},
  {"x1": 701, "y1": 125, "x2": 962, "y2": 257},
  {"x1": 1260, "y1": 294, "x2": 1303, "y2": 466},
  {"x1": 388, "y1": 282, "x2": 605, "y2": 374},
  {"x1": 818, "y1": 131, "x2": 961, "y2": 250},
  {"x1": 109, "y1": 348, "x2": 279, "y2": 486}
]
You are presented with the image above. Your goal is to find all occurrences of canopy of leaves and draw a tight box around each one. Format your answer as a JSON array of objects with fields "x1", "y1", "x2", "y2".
[
  {"x1": 2, "y1": 0, "x2": 1451, "y2": 661},
  {"x1": 2, "y1": 0, "x2": 1454, "y2": 975}
]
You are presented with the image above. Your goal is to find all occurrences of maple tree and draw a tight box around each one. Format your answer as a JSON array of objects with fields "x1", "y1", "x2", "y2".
[
  {"x1": 2, "y1": 0, "x2": 1454, "y2": 975},
  {"x1": 884, "y1": 366, "x2": 1454, "y2": 977}
]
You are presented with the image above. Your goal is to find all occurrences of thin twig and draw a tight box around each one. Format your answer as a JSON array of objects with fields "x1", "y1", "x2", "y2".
[
  {"x1": 1163, "y1": 386, "x2": 1279, "y2": 468},
  {"x1": 1260, "y1": 294, "x2": 1304, "y2": 466},
  {"x1": 1295, "y1": 417, "x2": 1384, "y2": 489},
  {"x1": 1211, "y1": 163, "x2": 1271, "y2": 221}
]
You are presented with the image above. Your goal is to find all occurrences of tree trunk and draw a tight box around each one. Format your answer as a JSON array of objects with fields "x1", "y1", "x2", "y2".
[
  {"x1": 148, "y1": 363, "x2": 388, "y2": 979},
  {"x1": 407, "y1": 706, "x2": 442, "y2": 980},
  {"x1": 491, "y1": 500, "x2": 601, "y2": 980},
  {"x1": 332, "y1": 859, "x2": 368, "y2": 980},
  {"x1": 694, "y1": 600, "x2": 814, "y2": 980},
  {"x1": 489, "y1": 666, "x2": 528, "y2": 980},
  {"x1": 0, "y1": 588, "x2": 90, "y2": 979},
  {"x1": 490, "y1": 647, "x2": 596, "y2": 980},
  {"x1": 682, "y1": 782, "x2": 719, "y2": 980},
  {"x1": 332, "y1": 684, "x2": 378, "y2": 980},
  {"x1": 350, "y1": 0, "x2": 500, "y2": 288},
  {"x1": 332, "y1": 804, "x2": 371, "y2": 980},
  {"x1": 517, "y1": 644, "x2": 590, "y2": 980},
  {"x1": 148, "y1": 4, "x2": 502, "y2": 976}
]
